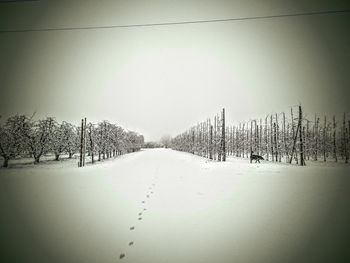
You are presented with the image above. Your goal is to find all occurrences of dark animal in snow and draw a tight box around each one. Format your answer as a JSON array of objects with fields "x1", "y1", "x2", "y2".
[{"x1": 250, "y1": 154, "x2": 264, "y2": 163}]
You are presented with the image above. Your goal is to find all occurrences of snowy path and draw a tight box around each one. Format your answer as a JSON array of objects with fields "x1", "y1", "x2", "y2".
[{"x1": 1, "y1": 149, "x2": 349, "y2": 262}]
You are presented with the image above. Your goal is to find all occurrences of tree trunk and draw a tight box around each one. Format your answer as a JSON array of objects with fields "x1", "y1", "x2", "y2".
[
  {"x1": 55, "y1": 153, "x2": 60, "y2": 161},
  {"x1": 2, "y1": 156, "x2": 9, "y2": 168},
  {"x1": 34, "y1": 155, "x2": 41, "y2": 164}
]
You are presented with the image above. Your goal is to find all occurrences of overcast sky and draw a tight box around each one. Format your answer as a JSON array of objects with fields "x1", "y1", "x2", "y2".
[{"x1": 0, "y1": 0, "x2": 349, "y2": 141}]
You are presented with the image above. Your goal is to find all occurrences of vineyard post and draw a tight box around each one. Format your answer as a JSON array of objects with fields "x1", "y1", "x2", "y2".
[
  {"x1": 214, "y1": 116, "x2": 217, "y2": 160},
  {"x1": 232, "y1": 126, "x2": 234, "y2": 156},
  {"x1": 83, "y1": 117, "x2": 86, "y2": 166},
  {"x1": 209, "y1": 124, "x2": 213, "y2": 160},
  {"x1": 344, "y1": 113, "x2": 348, "y2": 163},
  {"x1": 270, "y1": 115, "x2": 274, "y2": 162},
  {"x1": 230, "y1": 126, "x2": 233, "y2": 155},
  {"x1": 299, "y1": 105, "x2": 305, "y2": 166},
  {"x1": 273, "y1": 122, "x2": 277, "y2": 162},
  {"x1": 191, "y1": 129, "x2": 195, "y2": 154},
  {"x1": 256, "y1": 123, "x2": 259, "y2": 155},
  {"x1": 79, "y1": 118, "x2": 84, "y2": 167},
  {"x1": 265, "y1": 116, "x2": 269, "y2": 161},
  {"x1": 232, "y1": 126, "x2": 234, "y2": 155},
  {"x1": 346, "y1": 125, "x2": 349, "y2": 163},
  {"x1": 348, "y1": 120, "x2": 350, "y2": 161},
  {"x1": 315, "y1": 115, "x2": 319, "y2": 161},
  {"x1": 227, "y1": 126, "x2": 230, "y2": 156},
  {"x1": 207, "y1": 120, "x2": 209, "y2": 158},
  {"x1": 237, "y1": 125, "x2": 240, "y2": 157},
  {"x1": 242, "y1": 123, "x2": 245, "y2": 158},
  {"x1": 198, "y1": 123, "x2": 201, "y2": 156},
  {"x1": 333, "y1": 116, "x2": 337, "y2": 162},
  {"x1": 201, "y1": 122, "x2": 204, "y2": 157},
  {"x1": 255, "y1": 120, "x2": 258, "y2": 154},
  {"x1": 98, "y1": 126, "x2": 102, "y2": 161},
  {"x1": 234, "y1": 126, "x2": 237, "y2": 156},
  {"x1": 303, "y1": 126, "x2": 306, "y2": 163},
  {"x1": 259, "y1": 119, "x2": 262, "y2": 155},
  {"x1": 103, "y1": 122, "x2": 106, "y2": 159},
  {"x1": 250, "y1": 120, "x2": 253, "y2": 158},
  {"x1": 306, "y1": 119, "x2": 310, "y2": 160},
  {"x1": 291, "y1": 107, "x2": 294, "y2": 155},
  {"x1": 222, "y1": 108, "x2": 226, "y2": 161},
  {"x1": 276, "y1": 113, "x2": 281, "y2": 162},
  {"x1": 283, "y1": 112, "x2": 287, "y2": 162},
  {"x1": 246, "y1": 129, "x2": 249, "y2": 159},
  {"x1": 88, "y1": 123, "x2": 95, "y2": 164},
  {"x1": 217, "y1": 114, "x2": 221, "y2": 161},
  {"x1": 323, "y1": 115, "x2": 327, "y2": 162},
  {"x1": 291, "y1": 107, "x2": 298, "y2": 164}
]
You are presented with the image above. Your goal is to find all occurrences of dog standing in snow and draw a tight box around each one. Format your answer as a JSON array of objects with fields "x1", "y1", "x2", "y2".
[{"x1": 250, "y1": 151, "x2": 264, "y2": 163}]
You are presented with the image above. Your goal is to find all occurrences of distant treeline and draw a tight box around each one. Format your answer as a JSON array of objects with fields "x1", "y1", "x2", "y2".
[
  {"x1": 0, "y1": 114, "x2": 144, "y2": 168},
  {"x1": 143, "y1": 141, "x2": 163, "y2": 148},
  {"x1": 171, "y1": 106, "x2": 350, "y2": 165}
]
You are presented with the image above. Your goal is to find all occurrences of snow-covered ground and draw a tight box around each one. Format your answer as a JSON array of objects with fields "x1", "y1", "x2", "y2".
[
  {"x1": 0, "y1": 153, "x2": 98, "y2": 169},
  {"x1": 0, "y1": 149, "x2": 349, "y2": 262}
]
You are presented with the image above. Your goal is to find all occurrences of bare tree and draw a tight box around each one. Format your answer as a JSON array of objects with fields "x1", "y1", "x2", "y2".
[
  {"x1": 22, "y1": 117, "x2": 56, "y2": 164},
  {"x1": 0, "y1": 115, "x2": 28, "y2": 167}
]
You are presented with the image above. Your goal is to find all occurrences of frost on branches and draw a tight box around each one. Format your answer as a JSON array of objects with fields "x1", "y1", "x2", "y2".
[{"x1": 0, "y1": 114, "x2": 144, "y2": 168}]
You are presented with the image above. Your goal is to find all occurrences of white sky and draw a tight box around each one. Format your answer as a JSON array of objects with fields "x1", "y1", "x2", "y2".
[{"x1": 0, "y1": 0, "x2": 349, "y2": 141}]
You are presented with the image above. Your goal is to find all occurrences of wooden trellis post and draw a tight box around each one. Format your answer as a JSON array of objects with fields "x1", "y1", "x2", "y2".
[
  {"x1": 222, "y1": 108, "x2": 226, "y2": 162},
  {"x1": 299, "y1": 105, "x2": 305, "y2": 166},
  {"x1": 83, "y1": 117, "x2": 87, "y2": 166},
  {"x1": 79, "y1": 118, "x2": 86, "y2": 167},
  {"x1": 209, "y1": 124, "x2": 213, "y2": 160}
]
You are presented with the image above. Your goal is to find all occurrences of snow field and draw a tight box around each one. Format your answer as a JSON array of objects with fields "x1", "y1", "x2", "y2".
[{"x1": 0, "y1": 148, "x2": 349, "y2": 262}]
